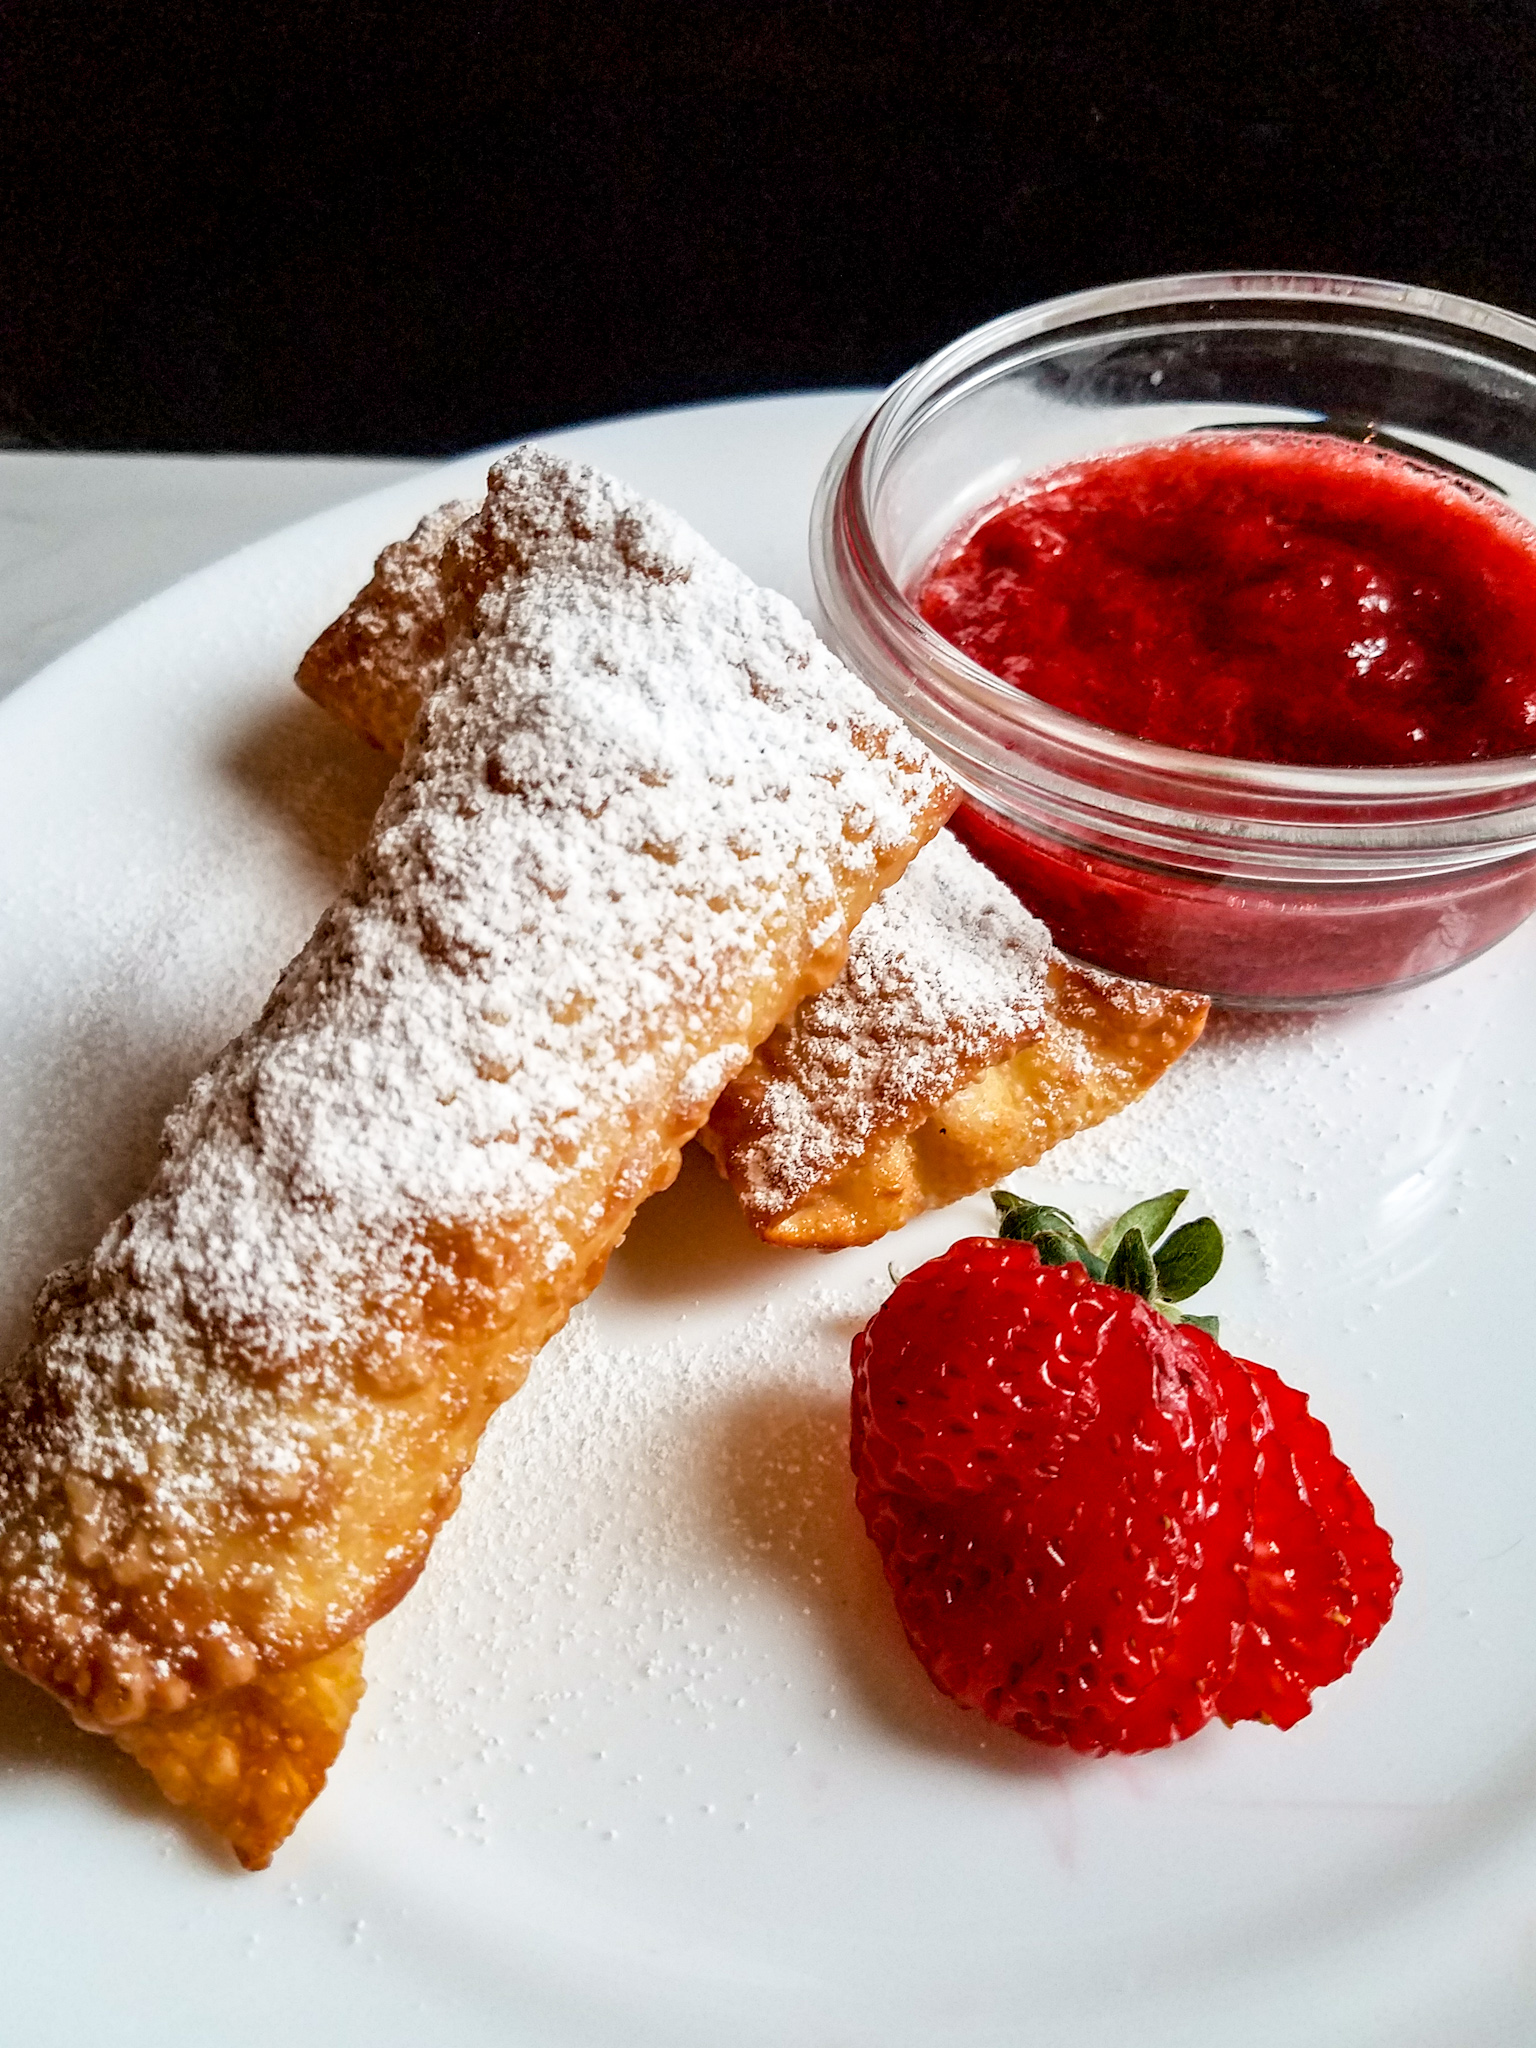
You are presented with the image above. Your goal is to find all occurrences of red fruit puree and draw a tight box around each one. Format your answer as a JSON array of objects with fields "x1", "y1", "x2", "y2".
[
  {"x1": 921, "y1": 433, "x2": 1536, "y2": 766},
  {"x1": 916, "y1": 434, "x2": 1536, "y2": 1001}
]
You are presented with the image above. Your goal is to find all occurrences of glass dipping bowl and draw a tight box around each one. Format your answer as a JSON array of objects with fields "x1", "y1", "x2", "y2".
[{"x1": 812, "y1": 272, "x2": 1536, "y2": 1007}]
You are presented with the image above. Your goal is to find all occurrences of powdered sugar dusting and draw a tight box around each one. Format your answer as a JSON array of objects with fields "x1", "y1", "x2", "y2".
[
  {"x1": 718, "y1": 831, "x2": 1052, "y2": 1219},
  {"x1": 354, "y1": 497, "x2": 470, "y2": 692},
  {"x1": 0, "y1": 448, "x2": 950, "y2": 1709}
]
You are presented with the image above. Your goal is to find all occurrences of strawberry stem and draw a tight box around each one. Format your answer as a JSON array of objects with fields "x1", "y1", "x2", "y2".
[{"x1": 991, "y1": 1186, "x2": 1224, "y2": 1336}]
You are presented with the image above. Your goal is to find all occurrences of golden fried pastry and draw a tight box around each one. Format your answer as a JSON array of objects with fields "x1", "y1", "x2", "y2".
[
  {"x1": 297, "y1": 493, "x2": 1210, "y2": 1258},
  {"x1": 0, "y1": 450, "x2": 954, "y2": 1865},
  {"x1": 114, "y1": 1641, "x2": 366, "y2": 1870},
  {"x1": 700, "y1": 832, "x2": 1209, "y2": 1247},
  {"x1": 297, "y1": 497, "x2": 473, "y2": 757}
]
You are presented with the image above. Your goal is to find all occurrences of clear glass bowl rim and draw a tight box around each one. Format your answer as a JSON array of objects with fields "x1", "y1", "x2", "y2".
[{"x1": 814, "y1": 269, "x2": 1536, "y2": 826}]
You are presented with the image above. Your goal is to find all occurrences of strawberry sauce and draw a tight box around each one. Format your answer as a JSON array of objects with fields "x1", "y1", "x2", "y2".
[
  {"x1": 914, "y1": 433, "x2": 1536, "y2": 1001},
  {"x1": 919, "y1": 434, "x2": 1536, "y2": 767}
]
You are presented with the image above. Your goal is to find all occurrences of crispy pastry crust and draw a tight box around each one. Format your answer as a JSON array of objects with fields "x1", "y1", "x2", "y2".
[
  {"x1": 296, "y1": 499, "x2": 472, "y2": 757},
  {"x1": 297, "y1": 496, "x2": 1209, "y2": 1257},
  {"x1": 712, "y1": 956, "x2": 1208, "y2": 1247},
  {"x1": 114, "y1": 1639, "x2": 366, "y2": 1869},
  {"x1": 0, "y1": 453, "x2": 952, "y2": 1859}
]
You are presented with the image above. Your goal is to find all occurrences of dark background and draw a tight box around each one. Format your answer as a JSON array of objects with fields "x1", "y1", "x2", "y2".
[{"x1": 8, "y1": 0, "x2": 1536, "y2": 456}]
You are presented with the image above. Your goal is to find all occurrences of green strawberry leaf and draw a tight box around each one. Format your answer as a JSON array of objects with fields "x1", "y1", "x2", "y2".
[
  {"x1": 1033, "y1": 1227, "x2": 1101, "y2": 1273},
  {"x1": 1178, "y1": 1311, "x2": 1221, "y2": 1339},
  {"x1": 1105, "y1": 1224, "x2": 1157, "y2": 1299},
  {"x1": 988, "y1": 1183, "x2": 1223, "y2": 1327},
  {"x1": 1031, "y1": 1207, "x2": 1084, "y2": 1242},
  {"x1": 1099, "y1": 1188, "x2": 1187, "y2": 1259},
  {"x1": 992, "y1": 1193, "x2": 1080, "y2": 1245},
  {"x1": 1153, "y1": 1217, "x2": 1224, "y2": 1301}
]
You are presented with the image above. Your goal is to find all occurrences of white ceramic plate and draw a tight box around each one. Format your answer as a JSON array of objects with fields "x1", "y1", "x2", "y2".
[{"x1": 2, "y1": 395, "x2": 1534, "y2": 2048}]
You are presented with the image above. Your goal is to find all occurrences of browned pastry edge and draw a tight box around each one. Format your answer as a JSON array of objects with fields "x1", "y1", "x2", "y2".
[
  {"x1": 295, "y1": 499, "x2": 470, "y2": 756},
  {"x1": 702, "y1": 959, "x2": 1209, "y2": 1248},
  {"x1": 114, "y1": 1638, "x2": 368, "y2": 1869}
]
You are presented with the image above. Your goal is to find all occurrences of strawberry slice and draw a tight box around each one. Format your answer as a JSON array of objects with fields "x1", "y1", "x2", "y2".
[{"x1": 1217, "y1": 1359, "x2": 1401, "y2": 1729}]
